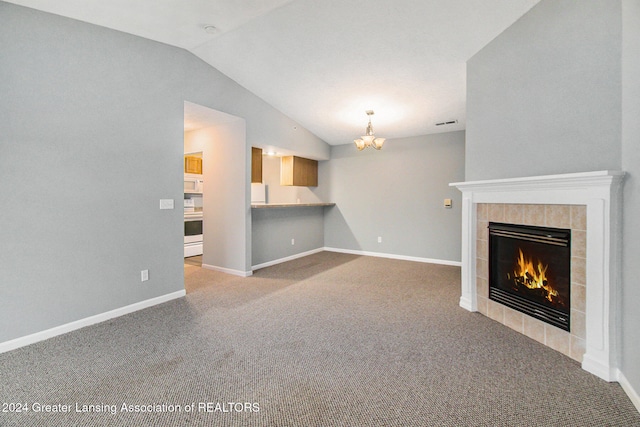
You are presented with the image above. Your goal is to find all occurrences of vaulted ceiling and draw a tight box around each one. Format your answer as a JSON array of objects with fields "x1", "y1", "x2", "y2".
[{"x1": 7, "y1": 0, "x2": 540, "y2": 145}]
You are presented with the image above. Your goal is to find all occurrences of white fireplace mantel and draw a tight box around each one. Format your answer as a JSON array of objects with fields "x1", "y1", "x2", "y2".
[{"x1": 450, "y1": 170, "x2": 625, "y2": 382}]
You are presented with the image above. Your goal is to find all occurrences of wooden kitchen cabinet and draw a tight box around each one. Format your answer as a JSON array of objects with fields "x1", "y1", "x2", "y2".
[
  {"x1": 251, "y1": 147, "x2": 263, "y2": 183},
  {"x1": 280, "y1": 156, "x2": 318, "y2": 187},
  {"x1": 184, "y1": 155, "x2": 203, "y2": 174}
]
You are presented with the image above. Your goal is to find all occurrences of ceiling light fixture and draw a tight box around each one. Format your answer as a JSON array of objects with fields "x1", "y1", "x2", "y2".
[{"x1": 354, "y1": 110, "x2": 385, "y2": 151}]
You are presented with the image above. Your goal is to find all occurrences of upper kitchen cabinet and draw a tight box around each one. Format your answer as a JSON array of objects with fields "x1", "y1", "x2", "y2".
[
  {"x1": 280, "y1": 156, "x2": 318, "y2": 187},
  {"x1": 252, "y1": 147, "x2": 263, "y2": 183},
  {"x1": 184, "y1": 154, "x2": 203, "y2": 175}
]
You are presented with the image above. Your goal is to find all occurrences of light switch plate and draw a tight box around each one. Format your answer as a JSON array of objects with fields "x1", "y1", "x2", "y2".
[
  {"x1": 444, "y1": 198, "x2": 453, "y2": 208},
  {"x1": 159, "y1": 199, "x2": 174, "y2": 210}
]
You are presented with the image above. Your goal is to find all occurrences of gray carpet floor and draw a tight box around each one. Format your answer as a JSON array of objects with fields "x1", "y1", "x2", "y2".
[{"x1": 1, "y1": 251, "x2": 638, "y2": 426}]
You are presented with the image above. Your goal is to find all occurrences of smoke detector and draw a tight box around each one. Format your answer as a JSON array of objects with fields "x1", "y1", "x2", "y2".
[{"x1": 204, "y1": 25, "x2": 218, "y2": 34}]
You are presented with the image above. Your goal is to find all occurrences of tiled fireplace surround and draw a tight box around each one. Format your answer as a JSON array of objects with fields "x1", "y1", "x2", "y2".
[
  {"x1": 476, "y1": 203, "x2": 586, "y2": 361},
  {"x1": 451, "y1": 171, "x2": 625, "y2": 382}
]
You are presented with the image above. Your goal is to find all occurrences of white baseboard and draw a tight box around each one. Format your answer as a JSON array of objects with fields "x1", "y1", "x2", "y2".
[
  {"x1": 202, "y1": 263, "x2": 253, "y2": 277},
  {"x1": 582, "y1": 354, "x2": 619, "y2": 382},
  {"x1": 323, "y1": 247, "x2": 462, "y2": 267},
  {"x1": 459, "y1": 296, "x2": 476, "y2": 312},
  {"x1": 618, "y1": 370, "x2": 640, "y2": 414},
  {"x1": 252, "y1": 248, "x2": 324, "y2": 271},
  {"x1": 0, "y1": 290, "x2": 186, "y2": 354}
]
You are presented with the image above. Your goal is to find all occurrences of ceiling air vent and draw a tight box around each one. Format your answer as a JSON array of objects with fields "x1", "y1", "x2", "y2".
[{"x1": 435, "y1": 120, "x2": 458, "y2": 126}]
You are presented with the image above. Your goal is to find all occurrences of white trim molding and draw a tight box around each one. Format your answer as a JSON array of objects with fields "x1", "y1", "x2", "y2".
[
  {"x1": 619, "y1": 371, "x2": 640, "y2": 413},
  {"x1": 324, "y1": 247, "x2": 461, "y2": 267},
  {"x1": 451, "y1": 170, "x2": 625, "y2": 382},
  {"x1": 0, "y1": 290, "x2": 186, "y2": 354},
  {"x1": 251, "y1": 248, "x2": 325, "y2": 271},
  {"x1": 202, "y1": 264, "x2": 253, "y2": 277},
  {"x1": 252, "y1": 247, "x2": 461, "y2": 272}
]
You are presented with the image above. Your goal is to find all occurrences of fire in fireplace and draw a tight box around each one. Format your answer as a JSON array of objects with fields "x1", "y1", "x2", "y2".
[{"x1": 489, "y1": 222, "x2": 571, "y2": 331}]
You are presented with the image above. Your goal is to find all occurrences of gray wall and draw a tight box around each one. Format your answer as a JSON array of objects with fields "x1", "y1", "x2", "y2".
[
  {"x1": 251, "y1": 156, "x2": 326, "y2": 267},
  {"x1": 621, "y1": 0, "x2": 640, "y2": 399},
  {"x1": 322, "y1": 132, "x2": 465, "y2": 263},
  {"x1": 251, "y1": 207, "x2": 325, "y2": 267},
  {"x1": 466, "y1": 0, "x2": 621, "y2": 181},
  {"x1": 466, "y1": 0, "x2": 640, "y2": 399},
  {"x1": 0, "y1": 2, "x2": 328, "y2": 343}
]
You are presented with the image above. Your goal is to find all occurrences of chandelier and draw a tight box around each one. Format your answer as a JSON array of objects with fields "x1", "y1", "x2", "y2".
[{"x1": 354, "y1": 110, "x2": 385, "y2": 151}]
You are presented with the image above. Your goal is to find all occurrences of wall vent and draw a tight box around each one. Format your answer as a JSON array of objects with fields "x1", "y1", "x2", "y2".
[{"x1": 435, "y1": 120, "x2": 458, "y2": 126}]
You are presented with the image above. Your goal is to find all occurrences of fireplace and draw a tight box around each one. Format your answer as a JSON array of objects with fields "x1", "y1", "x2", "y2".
[
  {"x1": 489, "y1": 222, "x2": 571, "y2": 331},
  {"x1": 451, "y1": 170, "x2": 625, "y2": 382}
]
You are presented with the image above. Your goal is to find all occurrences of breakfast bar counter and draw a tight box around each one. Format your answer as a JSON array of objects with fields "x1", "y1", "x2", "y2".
[{"x1": 251, "y1": 202, "x2": 335, "y2": 209}]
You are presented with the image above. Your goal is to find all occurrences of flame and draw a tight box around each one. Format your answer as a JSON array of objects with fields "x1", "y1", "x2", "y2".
[{"x1": 513, "y1": 248, "x2": 559, "y2": 303}]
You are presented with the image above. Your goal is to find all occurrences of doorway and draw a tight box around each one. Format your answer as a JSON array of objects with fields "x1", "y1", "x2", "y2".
[{"x1": 183, "y1": 101, "x2": 250, "y2": 291}]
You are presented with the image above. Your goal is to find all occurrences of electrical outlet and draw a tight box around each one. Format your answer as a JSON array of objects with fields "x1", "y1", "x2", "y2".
[
  {"x1": 291, "y1": 238, "x2": 295, "y2": 245},
  {"x1": 378, "y1": 236, "x2": 382, "y2": 243},
  {"x1": 141, "y1": 269, "x2": 149, "y2": 282}
]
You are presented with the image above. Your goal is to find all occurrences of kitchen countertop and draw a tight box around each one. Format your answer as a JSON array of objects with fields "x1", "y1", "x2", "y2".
[{"x1": 251, "y1": 202, "x2": 335, "y2": 209}]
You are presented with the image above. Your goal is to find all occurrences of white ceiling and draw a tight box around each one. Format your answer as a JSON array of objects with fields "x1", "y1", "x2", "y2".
[{"x1": 8, "y1": 0, "x2": 540, "y2": 145}]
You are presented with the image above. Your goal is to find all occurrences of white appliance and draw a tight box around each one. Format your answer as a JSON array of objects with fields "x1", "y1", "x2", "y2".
[
  {"x1": 183, "y1": 197, "x2": 195, "y2": 213},
  {"x1": 251, "y1": 183, "x2": 266, "y2": 204},
  {"x1": 184, "y1": 174, "x2": 204, "y2": 194},
  {"x1": 184, "y1": 197, "x2": 203, "y2": 257}
]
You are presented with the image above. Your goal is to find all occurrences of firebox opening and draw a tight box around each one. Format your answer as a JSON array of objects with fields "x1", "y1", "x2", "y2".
[{"x1": 489, "y1": 222, "x2": 571, "y2": 331}]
